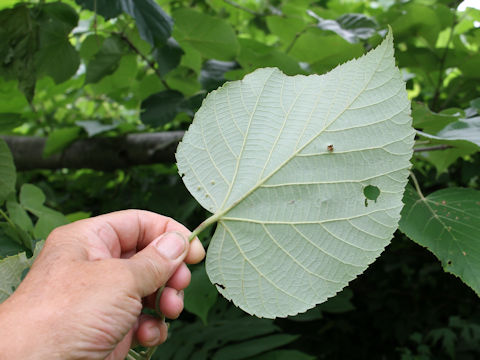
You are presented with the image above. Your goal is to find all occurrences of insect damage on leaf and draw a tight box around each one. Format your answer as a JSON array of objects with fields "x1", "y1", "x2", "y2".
[{"x1": 176, "y1": 27, "x2": 414, "y2": 318}]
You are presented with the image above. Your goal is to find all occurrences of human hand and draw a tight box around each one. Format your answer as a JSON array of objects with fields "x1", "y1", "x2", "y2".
[{"x1": 0, "y1": 210, "x2": 205, "y2": 360}]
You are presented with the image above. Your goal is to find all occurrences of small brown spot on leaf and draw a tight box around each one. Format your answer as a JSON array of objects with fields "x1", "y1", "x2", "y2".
[
  {"x1": 441, "y1": 200, "x2": 446, "y2": 205},
  {"x1": 327, "y1": 144, "x2": 334, "y2": 152},
  {"x1": 462, "y1": 251, "x2": 467, "y2": 256}
]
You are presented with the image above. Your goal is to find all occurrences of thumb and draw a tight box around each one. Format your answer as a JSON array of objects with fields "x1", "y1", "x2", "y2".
[{"x1": 126, "y1": 232, "x2": 188, "y2": 297}]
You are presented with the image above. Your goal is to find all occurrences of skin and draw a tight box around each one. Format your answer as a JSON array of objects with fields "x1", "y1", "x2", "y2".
[{"x1": 0, "y1": 210, "x2": 205, "y2": 360}]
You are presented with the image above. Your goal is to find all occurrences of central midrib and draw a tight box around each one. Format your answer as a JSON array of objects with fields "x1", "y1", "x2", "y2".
[{"x1": 207, "y1": 43, "x2": 388, "y2": 225}]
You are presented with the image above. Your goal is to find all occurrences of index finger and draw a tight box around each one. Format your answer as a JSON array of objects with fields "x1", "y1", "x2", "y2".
[{"x1": 47, "y1": 210, "x2": 205, "y2": 263}]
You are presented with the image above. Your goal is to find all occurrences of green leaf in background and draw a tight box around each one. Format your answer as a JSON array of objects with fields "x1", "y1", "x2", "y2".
[
  {"x1": 0, "y1": 240, "x2": 43, "y2": 303},
  {"x1": 176, "y1": 30, "x2": 415, "y2": 318},
  {"x1": 0, "y1": 223, "x2": 25, "y2": 258},
  {"x1": 308, "y1": 10, "x2": 378, "y2": 43},
  {"x1": 141, "y1": 90, "x2": 184, "y2": 127},
  {"x1": 0, "y1": 4, "x2": 37, "y2": 103},
  {"x1": 173, "y1": 9, "x2": 239, "y2": 61},
  {"x1": 153, "y1": 38, "x2": 184, "y2": 77},
  {"x1": 289, "y1": 29, "x2": 364, "y2": 73},
  {"x1": 184, "y1": 266, "x2": 218, "y2": 324},
  {"x1": 416, "y1": 125, "x2": 480, "y2": 174},
  {"x1": 76, "y1": 0, "x2": 172, "y2": 46},
  {"x1": 35, "y1": 2, "x2": 80, "y2": 84},
  {"x1": 237, "y1": 39, "x2": 304, "y2": 76},
  {"x1": 266, "y1": 16, "x2": 306, "y2": 47},
  {"x1": 0, "y1": 113, "x2": 23, "y2": 132},
  {"x1": 400, "y1": 186, "x2": 480, "y2": 296},
  {"x1": 6, "y1": 201, "x2": 34, "y2": 234},
  {"x1": 43, "y1": 127, "x2": 81, "y2": 157},
  {"x1": 85, "y1": 36, "x2": 126, "y2": 84},
  {"x1": 76, "y1": 120, "x2": 119, "y2": 137},
  {"x1": 19, "y1": 184, "x2": 68, "y2": 240},
  {"x1": 212, "y1": 334, "x2": 299, "y2": 360},
  {"x1": 250, "y1": 350, "x2": 315, "y2": 360},
  {"x1": 411, "y1": 102, "x2": 459, "y2": 134},
  {"x1": 436, "y1": 116, "x2": 480, "y2": 147},
  {"x1": 200, "y1": 60, "x2": 238, "y2": 92},
  {"x1": 0, "y1": 139, "x2": 16, "y2": 204}
]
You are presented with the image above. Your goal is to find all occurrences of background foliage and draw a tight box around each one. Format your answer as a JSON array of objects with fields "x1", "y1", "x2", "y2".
[{"x1": 0, "y1": 0, "x2": 479, "y2": 359}]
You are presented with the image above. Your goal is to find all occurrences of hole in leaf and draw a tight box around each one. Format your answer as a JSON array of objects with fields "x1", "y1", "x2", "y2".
[
  {"x1": 363, "y1": 185, "x2": 380, "y2": 207},
  {"x1": 447, "y1": 260, "x2": 452, "y2": 266}
]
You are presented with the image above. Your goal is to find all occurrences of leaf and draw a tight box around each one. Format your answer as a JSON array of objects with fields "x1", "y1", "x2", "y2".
[
  {"x1": 250, "y1": 350, "x2": 315, "y2": 360},
  {"x1": 184, "y1": 266, "x2": 218, "y2": 324},
  {"x1": 6, "y1": 201, "x2": 34, "y2": 234},
  {"x1": 153, "y1": 38, "x2": 184, "y2": 77},
  {"x1": 416, "y1": 130, "x2": 479, "y2": 174},
  {"x1": 0, "y1": 138, "x2": 16, "y2": 204},
  {"x1": 76, "y1": 120, "x2": 119, "y2": 137},
  {"x1": 435, "y1": 116, "x2": 480, "y2": 146},
  {"x1": 399, "y1": 186, "x2": 480, "y2": 297},
  {"x1": 85, "y1": 36, "x2": 126, "y2": 85},
  {"x1": 200, "y1": 60, "x2": 239, "y2": 92},
  {"x1": 173, "y1": 9, "x2": 239, "y2": 61},
  {"x1": 35, "y1": 2, "x2": 80, "y2": 84},
  {"x1": 411, "y1": 102, "x2": 459, "y2": 134},
  {"x1": 0, "y1": 113, "x2": 23, "y2": 132},
  {"x1": 176, "y1": 30, "x2": 415, "y2": 318},
  {"x1": 75, "y1": 0, "x2": 172, "y2": 46},
  {"x1": 308, "y1": 11, "x2": 378, "y2": 43},
  {"x1": 212, "y1": 334, "x2": 299, "y2": 360},
  {"x1": 0, "y1": 4, "x2": 37, "y2": 103},
  {"x1": 0, "y1": 240, "x2": 43, "y2": 303},
  {"x1": 43, "y1": 127, "x2": 81, "y2": 157}
]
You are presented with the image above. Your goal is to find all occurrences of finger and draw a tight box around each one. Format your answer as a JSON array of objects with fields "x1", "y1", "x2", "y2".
[
  {"x1": 135, "y1": 315, "x2": 168, "y2": 347},
  {"x1": 45, "y1": 210, "x2": 196, "y2": 260},
  {"x1": 185, "y1": 237, "x2": 205, "y2": 264},
  {"x1": 166, "y1": 263, "x2": 191, "y2": 290},
  {"x1": 158, "y1": 287, "x2": 184, "y2": 319},
  {"x1": 126, "y1": 232, "x2": 188, "y2": 297}
]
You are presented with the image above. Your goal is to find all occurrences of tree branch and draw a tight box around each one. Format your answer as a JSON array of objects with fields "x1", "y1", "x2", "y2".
[
  {"x1": 1, "y1": 132, "x2": 184, "y2": 171},
  {"x1": 413, "y1": 145, "x2": 453, "y2": 152},
  {"x1": 116, "y1": 33, "x2": 171, "y2": 90}
]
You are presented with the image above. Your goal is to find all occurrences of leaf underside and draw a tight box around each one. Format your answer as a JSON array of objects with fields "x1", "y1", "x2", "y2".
[{"x1": 176, "y1": 30, "x2": 414, "y2": 318}]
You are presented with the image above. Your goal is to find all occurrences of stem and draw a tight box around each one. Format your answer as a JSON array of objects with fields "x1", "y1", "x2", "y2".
[
  {"x1": 0, "y1": 209, "x2": 16, "y2": 229},
  {"x1": 189, "y1": 214, "x2": 219, "y2": 241},
  {"x1": 223, "y1": 0, "x2": 260, "y2": 16},
  {"x1": 431, "y1": 16, "x2": 457, "y2": 111},
  {"x1": 409, "y1": 171, "x2": 425, "y2": 201},
  {"x1": 116, "y1": 33, "x2": 171, "y2": 90}
]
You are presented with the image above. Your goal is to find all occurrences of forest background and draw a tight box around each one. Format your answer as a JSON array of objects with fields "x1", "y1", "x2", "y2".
[{"x1": 0, "y1": 0, "x2": 479, "y2": 359}]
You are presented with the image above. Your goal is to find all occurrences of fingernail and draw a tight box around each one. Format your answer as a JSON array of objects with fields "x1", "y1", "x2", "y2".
[{"x1": 154, "y1": 232, "x2": 187, "y2": 260}]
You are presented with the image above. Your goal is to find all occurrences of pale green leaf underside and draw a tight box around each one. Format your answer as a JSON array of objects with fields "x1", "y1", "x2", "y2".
[
  {"x1": 0, "y1": 241, "x2": 44, "y2": 304},
  {"x1": 176, "y1": 30, "x2": 414, "y2": 318}
]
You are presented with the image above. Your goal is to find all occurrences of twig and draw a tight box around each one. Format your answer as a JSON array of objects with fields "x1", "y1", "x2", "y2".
[
  {"x1": 413, "y1": 145, "x2": 452, "y2": 152},
  {"x1": 409, "y1": 171, "x2": 426, "y2": 201},
  {"x1": 223, "y1": 0, "x2": 260, "y2": 16},
  {"x1": 116, "y1": 33, "x2": 171, "y2": 90},
  {"x1": 431, "y1": 16, "x2": 457, "y2": 111}
]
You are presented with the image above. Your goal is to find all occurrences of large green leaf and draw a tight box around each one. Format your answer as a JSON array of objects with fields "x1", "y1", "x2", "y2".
[
  {"x1": 176, "y1": 30, "x2": 414, "y2": 318},
  {"x1": 172, "y1": 9, "x2": 239, "y2": 61},
  {"x1": 0, "y1": 139, "x2": 16, "y2": 204},
  {"x1": 400, "y1": 186, "x2": 480, "y2": 296}
]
